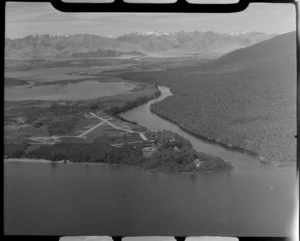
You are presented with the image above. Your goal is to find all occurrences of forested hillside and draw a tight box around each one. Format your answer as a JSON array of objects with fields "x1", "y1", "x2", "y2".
[{"x1": 121, "y1": 32, "x2": 297, "y2": 163}]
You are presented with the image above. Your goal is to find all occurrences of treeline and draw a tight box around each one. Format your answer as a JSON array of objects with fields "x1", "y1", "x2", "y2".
[
  {"x1": 71, "y1": 49, "x2": 120, "y2": 58},
  {"x1": 71, "y1": 49, "x2": 145, "y2": 58},
  {"x1": 23, "y1": 141, "x2": 144, "y2": 164},
  {"x1": 6, "y1": 135, "x2": 232, "y2": 173},
  {"x1": 5, "y1": 78, "x2": 29, "y2": 87},
  {"x1": 5, "y1": 58, "x2": 139, "y2": 70},
  {"x1": 4, "y1": 143, "x2": 30, "y2": 158},
  {"x1": 104, "y1": 91, "x2": 160, "y2": 115},
  {"x1": 147, "y1": 145, "x2": 232, "y2": 173}
]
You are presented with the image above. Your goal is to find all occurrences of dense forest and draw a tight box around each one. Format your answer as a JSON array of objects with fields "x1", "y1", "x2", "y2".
[
  {"x1": 121, "y1": 32, "x2": 296, "y2": 163},
  {"x1": 5, "y1": 77, "x2": 29, "y2": 86},
  {"x1": 4, "y1": 133, "x2": 232, "y2": 173}
]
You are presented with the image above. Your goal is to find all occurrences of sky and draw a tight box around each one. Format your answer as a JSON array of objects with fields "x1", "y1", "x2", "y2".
[{"x1": 5, "y1": 1, "x2": 296, "y2": 39}]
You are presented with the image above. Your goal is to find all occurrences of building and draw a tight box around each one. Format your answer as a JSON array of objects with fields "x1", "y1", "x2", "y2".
[
  {"x1": 142, "y1": 146, "x2": 157, "y2": 158},
  {"x1": 194, "y1": 159, "x2": 202, "y2": 168}
]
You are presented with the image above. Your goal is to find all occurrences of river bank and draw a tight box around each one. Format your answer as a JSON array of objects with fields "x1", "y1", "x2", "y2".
[
  {"x1": 149, "y1": 105, "x2": 297, "y2": 167},
  {"x1": 118, "y1": 77, "x2": 263, "y2": 159},
  {"x1": 143, "y1": 86, "x2": 296, "y2": 167},
  {"x1": 150, "y1": 104, "x2": 259, "y2": 158},
  {"x1": 104, "y1": 83, "x2": 161, "y2": 122}
]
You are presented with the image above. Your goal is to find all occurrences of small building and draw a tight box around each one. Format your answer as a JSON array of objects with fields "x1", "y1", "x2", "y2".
[
  {"x1": 143, "y1": 140, "x2": 154, "y2": 147},
  {"x1": 173, "y1": 146, "x2": 180, "y2": 152},
  {"x1": 142, "y1": 146, "x2": 157, "y2": 158},
  {"x1": 110, "y1": 143, "x2": 124, "y2": 148},
  {"x1": 194, "y1": 159, "x2": 202, "y2": 168}
]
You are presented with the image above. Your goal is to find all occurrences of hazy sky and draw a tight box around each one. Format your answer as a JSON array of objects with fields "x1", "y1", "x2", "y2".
[{"x1": 5, "y1": 1, "x2": 295, "y2": 39}]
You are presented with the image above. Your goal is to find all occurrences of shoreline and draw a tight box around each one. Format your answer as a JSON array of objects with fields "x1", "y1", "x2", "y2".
[
  {"x1": 103, "y1": 83, "x2": 161, "y2": 117},
  {"x1": 120, "y1": 72, "x2": 296, "y2": 166},
  {"x1": 4, "y1": 158, "x2": 233, "y2": 175},
  {"x1": 149, "y1": 106, "x2": 296, "y2": 167},
  {"x1": 150, "y1": 105, "x2": 259, "y2": 158},
  {"x1": 5, "y1": 83, "x2": 294, "y2": 171},
  {"x1": 106, "y1": 83, "x2": 295, "y2": 168},
  {"x1": 117, "y1": 77, "x2": 262, "y2": 159}
]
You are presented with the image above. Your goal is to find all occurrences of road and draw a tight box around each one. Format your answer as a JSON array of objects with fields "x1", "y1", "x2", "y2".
[
  {"x1": 90, "y1": 112, "x2": 148, "y2": 141},
  {"x1": 25, "y1": 112, "x2": 148, "y2": 145},
  {"x1": 77, "y1": 120, "x2": 105, "y2": 138}
]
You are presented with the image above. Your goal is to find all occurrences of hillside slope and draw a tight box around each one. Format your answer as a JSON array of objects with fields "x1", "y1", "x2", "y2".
[{"x1": 121, "y1": 31, "x2": 297, "y2": 163}]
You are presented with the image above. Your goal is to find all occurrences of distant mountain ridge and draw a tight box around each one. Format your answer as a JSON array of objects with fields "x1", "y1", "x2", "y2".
[{"x1": 5, "y1": 31, "x2": 276, "y2": 59}]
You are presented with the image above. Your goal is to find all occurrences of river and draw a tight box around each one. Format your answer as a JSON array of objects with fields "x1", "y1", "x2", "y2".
[{"x1": 4, "y1": 86, "x2": 297, "y2": 236}]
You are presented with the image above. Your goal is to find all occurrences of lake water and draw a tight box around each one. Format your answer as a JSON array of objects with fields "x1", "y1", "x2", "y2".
[
  {"x1": 5, "y1": 80, "x2": 135, "y2": 101},
  {"x1": 4, "y1": 86, "x2": 297, "y2": 236}
]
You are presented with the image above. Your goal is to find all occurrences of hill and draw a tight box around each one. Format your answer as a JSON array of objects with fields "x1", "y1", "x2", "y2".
[{"x1": 121, "y1": 31, "x2": 297, "y2": 163}]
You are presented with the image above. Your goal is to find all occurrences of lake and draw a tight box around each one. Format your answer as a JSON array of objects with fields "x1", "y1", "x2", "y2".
[
  {"x1": 5, "y1": 80, "x2": 135, "y2": 101},
  {"x1": 4, "y1": 86, "x2": 297, "y2": 236}
]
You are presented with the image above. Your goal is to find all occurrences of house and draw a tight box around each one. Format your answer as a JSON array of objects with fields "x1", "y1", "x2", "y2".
[
  {"x1": 143, "y1": 140, "x2": 154, "y2": 147},
  {"x1": 173, "y1": 146, "x2": 180, "y2": 152},
  {"x1": 194, "y1": 159, "x2": 203, "y2": 168},
  {"x1": 142, "y1": 146, "x2": 157, "y2": 158}
]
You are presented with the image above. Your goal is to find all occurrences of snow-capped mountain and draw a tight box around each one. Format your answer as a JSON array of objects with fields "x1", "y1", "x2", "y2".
[
  {"x1": 5, "y1": 30, "x2": 276, "y2": 59},
  {"x1": 141, "y1": 31, "x2": 172, "y2": 36},
  {"x1": 106, "y1": 35, "x2": 117, "y2": 39}
]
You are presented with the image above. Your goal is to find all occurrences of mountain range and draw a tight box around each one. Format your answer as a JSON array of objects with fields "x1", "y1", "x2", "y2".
[{"x1": 5, "y1": 31, "x2": 276, "y2": 59}]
